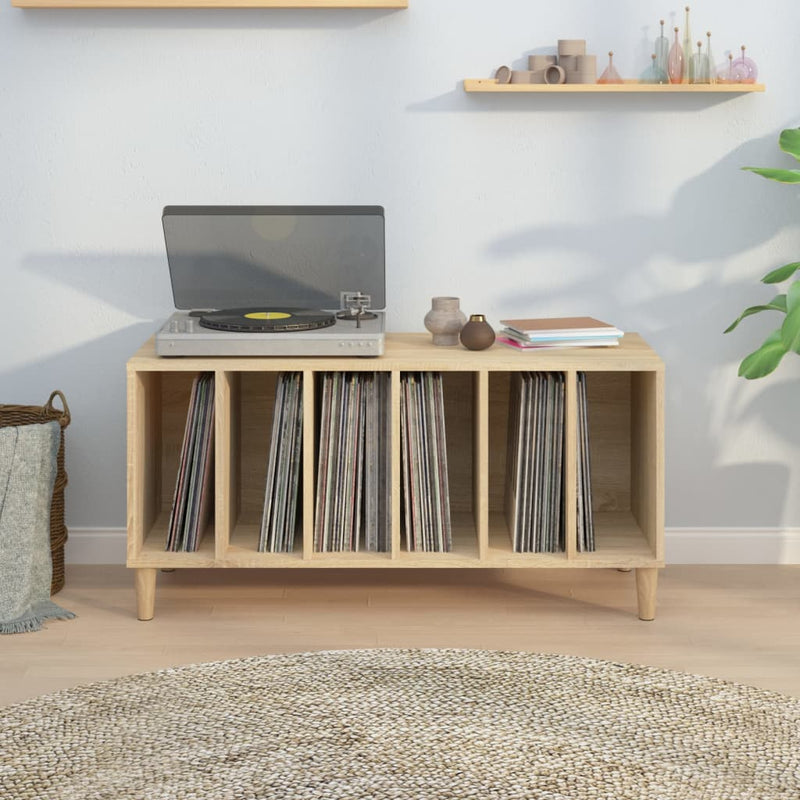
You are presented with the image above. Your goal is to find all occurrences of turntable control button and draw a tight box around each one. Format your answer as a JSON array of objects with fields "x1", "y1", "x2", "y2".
[
  {"x1": 168, "y1": 320, "x2": 180, "y2": 333},
  {"x1": 184, "y1": 319, "x2": 195, "y2": 333}
]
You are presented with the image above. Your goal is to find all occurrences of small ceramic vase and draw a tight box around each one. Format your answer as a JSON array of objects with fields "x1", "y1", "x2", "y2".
[
  {"x1": 424, "y1": 297, "x2": 466, "y2": 346},
  {"x1": 460, "y1": 314, "x2": 496, "y2": 351}
]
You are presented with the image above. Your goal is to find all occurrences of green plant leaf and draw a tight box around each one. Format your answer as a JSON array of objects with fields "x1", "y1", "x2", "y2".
[
  {"x1": 781, "y1": 302, "x2": 800, "y2": 354},
  {"x1": 738, "y1": 330, "x2": 788, "y2": 379},
  {"x1": 742, "y1": 167, "x2": 800, "y2": 183},
  {"x1": 724, "y1": 295, "x2": 787, "y2": 333},
  {"x1": 762, "y1": 262, "x2": 800, "y2": 284},
  {"x1": 779, "y1": 128, "x2": 800, "y2": 161},
  {"x1": 787, "y1": 280, "x2": 800, "y2": 312}
]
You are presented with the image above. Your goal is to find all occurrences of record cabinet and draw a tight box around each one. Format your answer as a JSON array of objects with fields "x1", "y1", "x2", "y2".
[{"x1": 127, "y1": 333, "x2": 664, "y2": 620}]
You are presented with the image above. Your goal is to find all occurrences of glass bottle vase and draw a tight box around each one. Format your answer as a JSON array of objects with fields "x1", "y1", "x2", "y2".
[
  {"x1": 668, "y1": 27, "x2": 684, "y2": 84},
  {"x1": 654, "y1": 19, "x2": 670, "y2": 76},
  {"x1": 731, "y1": 45, "x2": 759, "y2": 83},
  {"x1": 691, "y1": 41, "x2": 710, "y2": 84},
  {"x1": 681, "y1": 6, "x2": 694, "y2": 83},
  {"x1": 705, "y1": 32, "x2": 716, "y2": 85},
  {"x1": 641, "y1": 54, "x2": 668, "y2": 84},
  {"x1": 598, "y1": 51, "x2": 624, "y2": 84}
]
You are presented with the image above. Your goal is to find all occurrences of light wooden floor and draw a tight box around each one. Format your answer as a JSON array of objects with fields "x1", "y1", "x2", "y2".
[{"x1": 2, "y1": 565, "x2": 798, "y2": 707}]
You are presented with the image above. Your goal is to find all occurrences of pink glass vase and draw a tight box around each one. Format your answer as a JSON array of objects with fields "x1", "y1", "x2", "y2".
[
  {"x1": 731, "y1": 45, "x2": 758, "y2": 83},
  {"x1": 668, "y1": 27, "x2": 684, "y2": 84},
  {"x1": 597, "y1": 51, "x2": 623, "y2": 84}
]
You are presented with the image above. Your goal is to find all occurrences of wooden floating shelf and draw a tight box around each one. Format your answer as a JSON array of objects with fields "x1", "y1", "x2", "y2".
[
  {"x1": 12, "y1": 0, "x2": 407, "y2": 7},
  {"x1": 464, "y1": 78, "x2": 765, "y2": 93}
]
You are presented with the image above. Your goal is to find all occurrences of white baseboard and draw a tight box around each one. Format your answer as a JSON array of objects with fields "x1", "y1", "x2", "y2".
[
  {"x1": 65, "y1": 528, "x2": 128, "y2": 565},
  {"x1": 64, "y1": 527, "x2": 800, "y2": 566},
  {"x1": 665, "y1": 528, "x2": 800, "y2": 565}
]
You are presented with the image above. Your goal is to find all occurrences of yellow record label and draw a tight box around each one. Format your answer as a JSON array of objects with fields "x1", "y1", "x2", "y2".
[{"x1": 244, "y1": 311, "x2": 292, "y2": 320}]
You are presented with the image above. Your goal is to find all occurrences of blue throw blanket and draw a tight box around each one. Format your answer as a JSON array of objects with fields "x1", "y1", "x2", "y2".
[{"x1": 0, "y1": 421, "x2": 75, "y2": 634}]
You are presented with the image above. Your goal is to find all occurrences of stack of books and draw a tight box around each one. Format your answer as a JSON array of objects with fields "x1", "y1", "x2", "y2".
[{"x1": 497, "y1": 317, "x2": 623, "y2": 350}]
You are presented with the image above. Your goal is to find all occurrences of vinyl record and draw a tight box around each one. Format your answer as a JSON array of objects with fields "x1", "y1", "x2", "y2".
[{"x1": 199, "y1": 307, "x2": 336, "y2": 333}]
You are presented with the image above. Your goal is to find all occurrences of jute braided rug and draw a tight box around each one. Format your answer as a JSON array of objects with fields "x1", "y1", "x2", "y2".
[{"x1": 1, "y1": 649, "x2": 798, "y2": 799}]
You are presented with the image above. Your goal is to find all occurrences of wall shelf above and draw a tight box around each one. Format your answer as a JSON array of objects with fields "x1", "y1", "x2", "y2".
[
  {"x1": 12, "y1": 0, "x2": 407, "y2": 7},
  {"x1": 464, "y1": 79, "x2": 765, "y2": 93}
]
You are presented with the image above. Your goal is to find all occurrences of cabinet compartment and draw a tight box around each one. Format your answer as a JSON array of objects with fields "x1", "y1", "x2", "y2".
[
  {"x1": 311, "y1": 371, "x2": 392, "y2": 559},
  {"x1": 487, "y1": 369, "x2": 662, "y2": 567},
  {"x1": 397, "y1": 372, "x2": 479, "y2": 561},
  {"x1": 222, "y1": 372, "x2": 305, "y2": 563},
  {"x1": 127, "y1": 371, "x2": 216, "y2": 566},
  {"x1": 578, "y1": 371, "x2": 663, "y2": 565},
  {"x1": 487, "y1": 372, "x2": 570, "y2": 564}
]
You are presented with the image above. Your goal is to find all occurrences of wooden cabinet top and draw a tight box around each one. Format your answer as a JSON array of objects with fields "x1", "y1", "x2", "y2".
[{"x1": 128, "y1": 331, "x2": 663, "y2": 372}]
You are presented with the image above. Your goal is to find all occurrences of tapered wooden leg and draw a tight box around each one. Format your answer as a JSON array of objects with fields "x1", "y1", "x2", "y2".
[
  {"x1": 635, "y1": 568, "x2": 658, "y2": 621},
  {"x1": 135, "y1": 568, "x2": 157, "y2": 621}
]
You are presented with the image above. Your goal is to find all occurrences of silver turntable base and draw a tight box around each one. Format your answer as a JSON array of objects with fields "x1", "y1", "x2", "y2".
[{"x1": 156, "y1": 311, "x2": 385, "y2": 357}]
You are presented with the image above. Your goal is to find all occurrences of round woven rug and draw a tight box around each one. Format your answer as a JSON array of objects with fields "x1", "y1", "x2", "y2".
[{"x1": 2, "y1": 649, "x2": 798, "y2": 799}]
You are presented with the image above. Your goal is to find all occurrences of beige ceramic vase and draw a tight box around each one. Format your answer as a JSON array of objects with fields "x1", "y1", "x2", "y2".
[{"x1": 424, "y1": 297, "x2": 467, "y2": 346}]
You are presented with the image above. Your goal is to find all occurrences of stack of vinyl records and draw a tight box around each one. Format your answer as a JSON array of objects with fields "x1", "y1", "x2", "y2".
[
  {"x1": 576, "y1": 372, "x2": 595, "y2": 552},
  {"x1": 314, "y1": 372, "x2": 391, "y2": 553},
  {"x1": 166, "y1": 372, "x2": 215, "y2": 552},
  {"x1": 258, "y1": 372, "x2": 303, "y2": 553},
  {"x1": 363, "y1": 373, "x2": 392, "y2": 552},
  {"x1": 505, "y1": 372, "x2": 565, "y2": 553},
  {"x1": 400, "y1": 372, "x2": 452, "y2": 552}
]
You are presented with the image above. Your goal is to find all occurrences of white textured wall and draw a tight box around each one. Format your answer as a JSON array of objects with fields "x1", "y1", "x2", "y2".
[{"x1": 1, "y1": 0, "x2": 798, "y2": 533}]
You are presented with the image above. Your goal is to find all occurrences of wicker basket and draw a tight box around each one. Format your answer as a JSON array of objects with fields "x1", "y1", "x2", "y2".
[{"x1": 0, "y1": 391, "x2": 71, "y2": 595}]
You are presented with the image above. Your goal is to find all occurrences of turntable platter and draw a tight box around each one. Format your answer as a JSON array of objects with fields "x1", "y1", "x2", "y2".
[{"x1": 199, "y1": 308, "x2": 336, "y2": 333}]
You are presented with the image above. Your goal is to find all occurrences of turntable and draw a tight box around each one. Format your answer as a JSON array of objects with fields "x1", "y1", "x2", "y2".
[{"x1": 155, "y1": 206, "x2": 386, "y2": 357}]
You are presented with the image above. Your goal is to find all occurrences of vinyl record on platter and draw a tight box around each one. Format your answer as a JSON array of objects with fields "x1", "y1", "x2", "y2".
[{"x1": 199, "y1": 307, "x2": 336, "y2": 333}]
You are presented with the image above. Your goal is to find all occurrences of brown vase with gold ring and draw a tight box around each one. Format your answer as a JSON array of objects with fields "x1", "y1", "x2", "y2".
[{"x1": 459, "y1": 314, "x2": 495, "y2": 351}]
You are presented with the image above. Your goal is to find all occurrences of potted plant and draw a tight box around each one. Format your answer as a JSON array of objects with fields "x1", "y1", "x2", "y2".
[{"x1": 724, "y1": 128, "x2": 800, "y2": 378}]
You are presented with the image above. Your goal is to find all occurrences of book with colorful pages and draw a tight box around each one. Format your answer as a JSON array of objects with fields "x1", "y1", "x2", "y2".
[
  {"x1": 499, "y1": 316, "x2": 623, "y2": 340},
  {"x1": 497, "y1": 334, "x2": 620, "y2": 350}
]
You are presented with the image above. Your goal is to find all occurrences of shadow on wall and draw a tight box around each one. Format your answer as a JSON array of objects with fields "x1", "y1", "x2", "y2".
[
  {"x1": 0, "y1": 322, "x2": 160, "y2": 528},
  {"x1": 1, "y1": 254, "x2": 173, "y2": 527},
  {"x1": 20, "y1": 253, "x2": 173, "y2": 319},
  {"x1": 5, "y1": 123, "x2": 799, "y2": 529},
  {"x1": 408, "y1": 86, "x2": 747, "y2": 114},
  {"x1": 481, "y1": 126, "x2": 800, "y2": 528}
]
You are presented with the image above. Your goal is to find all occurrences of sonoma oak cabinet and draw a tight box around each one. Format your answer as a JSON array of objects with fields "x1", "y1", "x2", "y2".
[{"x1": 127, "y1": 332, "x2": 664, "y2": 620}]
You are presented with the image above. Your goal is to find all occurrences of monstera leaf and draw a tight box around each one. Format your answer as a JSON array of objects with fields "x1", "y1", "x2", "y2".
[
  {"x1": 726, "y1": 128, "x2": 800, "y2": 379},
  {"x1": 743, "y1": 128, "x2": 800, "y2": 182}
]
